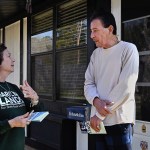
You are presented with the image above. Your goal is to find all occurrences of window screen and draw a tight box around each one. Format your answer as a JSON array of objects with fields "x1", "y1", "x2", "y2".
[
  {"x1": 56, "y1": 47, "x2": 87, "y2": 100},
  {"x1": 31, "y1": 54, "x2": 53, "y2": 98}
]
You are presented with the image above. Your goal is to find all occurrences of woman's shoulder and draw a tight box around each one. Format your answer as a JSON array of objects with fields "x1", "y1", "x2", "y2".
[{"x1": 7, "y1": 82, "x2": 20, "y2": 90}]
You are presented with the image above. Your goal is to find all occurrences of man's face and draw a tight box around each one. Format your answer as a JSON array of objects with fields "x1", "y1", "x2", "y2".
[{"x1": 90, "y1": 19, "x2": 110, "y2": 48}]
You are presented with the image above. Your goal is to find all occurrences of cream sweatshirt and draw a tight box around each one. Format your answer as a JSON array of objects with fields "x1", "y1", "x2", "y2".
[{"x1": 84, "y1": 41, "x2": 139, "y2": 126}]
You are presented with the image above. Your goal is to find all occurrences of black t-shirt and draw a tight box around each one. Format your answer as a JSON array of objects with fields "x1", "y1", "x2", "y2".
[{"x1": 0, "y1": 82, "x2": 40, "y2": 150}]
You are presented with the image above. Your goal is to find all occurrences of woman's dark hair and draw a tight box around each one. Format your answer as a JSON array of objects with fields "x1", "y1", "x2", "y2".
[
  {"x1": 0, "y1": 43, "x2": 7, "y2": 65},
  {"x1": 90, "y1": 11, "x2": 117, "y2": 35}
]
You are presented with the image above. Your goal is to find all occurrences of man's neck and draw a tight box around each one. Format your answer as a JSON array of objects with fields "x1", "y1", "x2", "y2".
[{"x1": 103, "y1": 36, "x2": 119, "y2": 49}]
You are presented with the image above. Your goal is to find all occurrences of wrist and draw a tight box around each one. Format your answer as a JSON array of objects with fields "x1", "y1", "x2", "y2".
[
  {"x1": 93, "y1": 97, "x2": 101, "y2": 106},
  {"x1": 8, "y1": 119, "x2": 15, "y2": 128},
  {"x1": 31, "y1": 95, "x2": 39, "y2": 106},
  {"x1": 31, "y1": 92, "x2": 38, "y2": 100},
  {"x1": 31, "y1": 95, "x2": 39, "y2": 101}
]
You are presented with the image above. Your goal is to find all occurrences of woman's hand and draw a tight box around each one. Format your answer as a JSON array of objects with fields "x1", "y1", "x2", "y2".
[
  {"x1": 20, "y1": 80, "x2": 39, "y2": 103},
  {"x1": 8, "y1": 112, "x2": 31, "y2": 128}
]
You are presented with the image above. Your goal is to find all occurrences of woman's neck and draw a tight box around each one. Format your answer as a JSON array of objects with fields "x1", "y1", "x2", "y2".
[{"x1": 0, "y1": 72, "x2": 9, "y2": 82}]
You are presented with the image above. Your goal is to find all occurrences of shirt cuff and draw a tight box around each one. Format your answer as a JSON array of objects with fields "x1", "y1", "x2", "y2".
[
  {"x1": 30, "y1": 99, "x2": 39, "y2": 107},
  {"x1": 96, "y1": 112, "x2": 105, "y2": 120}
]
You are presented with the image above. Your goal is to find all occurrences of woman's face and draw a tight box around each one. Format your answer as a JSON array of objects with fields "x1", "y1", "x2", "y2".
[{"x1": 0, "y1": 49, "x2": 15, "y2": 73}]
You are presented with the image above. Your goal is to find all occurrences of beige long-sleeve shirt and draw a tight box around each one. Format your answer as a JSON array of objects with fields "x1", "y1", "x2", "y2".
[{"x1": 84, "y1": 41, "x2": 139, "y2": 126}]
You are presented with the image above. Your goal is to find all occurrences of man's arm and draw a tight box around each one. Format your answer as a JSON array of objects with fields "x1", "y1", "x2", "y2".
[
  {"x1": 84, "y1": 53, "x2": 99, "y2": 104},
  {"x1": 84, "y1": 53, "x2": 111, "y2": 119},
  {"x1": 107, "y1": 44, "x2": 139, "y2": 112}
]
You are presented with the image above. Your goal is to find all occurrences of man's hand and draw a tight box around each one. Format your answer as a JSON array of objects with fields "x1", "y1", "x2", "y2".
[
  {"x1": 93, "y1": 97, "x2": 113, "y2": 117},
  {"x1": 90, "y1": 115, "x2": 101, "y2": 132}
]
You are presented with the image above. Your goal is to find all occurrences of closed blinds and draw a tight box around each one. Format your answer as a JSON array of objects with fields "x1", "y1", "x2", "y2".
[
  {"x1": 31, "y1": 9, "x2": 53, "y2": 35},
  {"x1": 58, "y1": 0, "x2": 87, "y2": 27}
]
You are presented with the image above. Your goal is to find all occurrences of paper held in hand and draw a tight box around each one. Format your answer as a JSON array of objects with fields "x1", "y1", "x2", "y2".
[
  {"x1": 86, "y1": 121, "x2": 107, "y2": 134},
  {"x1": 28, "y1": 111, "x2": 49, "y2": 122}
]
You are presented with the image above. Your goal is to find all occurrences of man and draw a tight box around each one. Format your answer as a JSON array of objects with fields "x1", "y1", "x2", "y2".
[{"x1": 84, "y1": 11, "x2": 139, "y2": 150}]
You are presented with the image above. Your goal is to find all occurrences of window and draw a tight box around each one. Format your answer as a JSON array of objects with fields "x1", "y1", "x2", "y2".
[
  {"x1": 56, "y1": 0, "x2": 87, "y2": 101},
  {"x1": 31, "y1": 9, "x2": 53, "y2": 100},
  {"x1": 31, "y1": 0, "x2": 88, "y2": 103},
  {"x1": 123, "y1": 16, "x2": 150, "y2": 121}
]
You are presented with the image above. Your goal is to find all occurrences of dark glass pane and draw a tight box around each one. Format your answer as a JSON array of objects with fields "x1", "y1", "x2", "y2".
[
  {"x1": 56, "y1": 20, "x2": 87, "y2": 49},
  {"x1": 135, "y1": 86, "x2": 150, "y2": 121},
  {"x1": 123, "y1": 17, "x2": 150, "y2": 51},
  {"x1": 31, "y1": 54, "x2": 52, "y2": 98},
  {"x1": 31, "y1": 31, "x2": 53, "y2": 54},
  {"x1": 56, "y1": 48, "x2": 87, "y2": 100},
  {"x1": 138, "y1": 55, "x2": 150, "y2": 82}
]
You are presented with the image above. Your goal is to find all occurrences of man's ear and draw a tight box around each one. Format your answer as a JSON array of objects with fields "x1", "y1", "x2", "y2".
[{"x1": 108, "y1": 25, "x2": 114, "y2": 33}]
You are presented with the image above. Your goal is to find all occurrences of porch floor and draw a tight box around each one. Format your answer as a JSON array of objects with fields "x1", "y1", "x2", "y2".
[{"x1": 25, "y1": 145, "x2": 37, "y2": 150}]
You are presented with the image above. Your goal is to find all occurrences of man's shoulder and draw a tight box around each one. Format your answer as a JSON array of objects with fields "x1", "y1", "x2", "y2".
[
  {"x1": 121, "y1": 41, "x2": 137, "y2": 49},
  {"x1": 92, "y1": 47, "x2": 101, "y2": 55},
  {"x1": 121, "y1": 41, "x2": 139, "y2": 59}
]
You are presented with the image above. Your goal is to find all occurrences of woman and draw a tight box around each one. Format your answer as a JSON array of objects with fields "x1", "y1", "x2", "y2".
[{"x1": 0, "y1": 43, "x2": 41, "y2": 150}]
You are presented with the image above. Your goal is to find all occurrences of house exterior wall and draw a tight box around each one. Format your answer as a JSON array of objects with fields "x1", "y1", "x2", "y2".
[
  {"x1": 5, "y1": 21, "x2": 20, "y2": 86},
  {"x1": 0, "y1": 0, "x2": 150, "y2": 150}
]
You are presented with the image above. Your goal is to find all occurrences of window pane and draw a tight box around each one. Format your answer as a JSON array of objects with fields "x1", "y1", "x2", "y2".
[
  {"x1": 135, "y1": 86, "x2": 150, "y2": 121},
  {"x1": 56, "y1": 48, "x2": 87, "y2": 100},
  {"x1": 56, "y1": 20, "x2": 87, "y2": 49},
  {"x1": 138, "y1": 55, "x2": 150, "y2": 82},
  {"x1": 31, "y1": 31, "x2": 53, "y2": 54},
  {"x1": 31, "y1": 54, "x2": 52, "y2": 98},
  {"x1": 123, "y1": 17, "x2": 150, "y2": 51}
]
